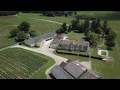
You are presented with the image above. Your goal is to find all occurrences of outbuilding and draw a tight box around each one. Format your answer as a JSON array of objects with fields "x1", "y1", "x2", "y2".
[{"x1": 24, "y1": 32, "x2": 56, "y2": 47}]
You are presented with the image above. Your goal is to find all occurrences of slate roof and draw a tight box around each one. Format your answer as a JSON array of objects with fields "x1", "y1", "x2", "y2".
[
  {"x1": 59, "y1": 40, "x2": 89, "y2": 46},
  {"x1": 24, "y1": 32, "x2": 56, "y2": 45},
  {"x1": 51, "y1": 60, "x2": 101, "y2": 79},
  {"x1": 64, "y1": 61, "x2": 87, "y2": 79},
  {"x1": 51, "y1": 65, "x2": 74, "y2": 79},
  {"x1": 54, "y1": 33, "x2": 66, "y2": 39},
  {"x1": 50, "y1": 33, "x2": 65, "y2": 45}
]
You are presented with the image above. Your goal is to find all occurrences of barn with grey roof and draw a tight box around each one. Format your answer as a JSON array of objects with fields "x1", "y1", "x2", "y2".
[
  {"x1": 50, "y1": 60, "x2": 101, "y2": 79},
  {"x1": 24, "y1": 32, "x2": 56, "y2": 47}
]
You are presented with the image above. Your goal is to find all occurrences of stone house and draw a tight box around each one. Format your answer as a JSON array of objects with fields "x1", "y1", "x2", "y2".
[{"x1": 57, "y1": 40, "x2": 90, "y2": 52}]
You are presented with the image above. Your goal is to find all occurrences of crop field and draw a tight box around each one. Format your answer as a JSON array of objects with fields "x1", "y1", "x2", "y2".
[{"x1": 0, "y1": 48, "x2": 55, "y2": 79}]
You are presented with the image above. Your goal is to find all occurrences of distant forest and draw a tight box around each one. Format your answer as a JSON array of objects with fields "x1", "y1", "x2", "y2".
[
  {"x1": 0, "y1": 11, "x2": 77, "y2": 17},
  {"x1": 0, "y1": 11, "x2": 19, "y2": 16},
  {"x1": 21, "y1": 11, "x2": 77, "y2": 17}
]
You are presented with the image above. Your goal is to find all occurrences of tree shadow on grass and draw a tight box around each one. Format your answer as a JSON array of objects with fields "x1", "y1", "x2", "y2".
[{"x1": 106, "y1": 47, "x2": 113, "y2": 51}]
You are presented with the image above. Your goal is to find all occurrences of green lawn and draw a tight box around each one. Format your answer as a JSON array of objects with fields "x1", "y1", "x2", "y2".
[
  {"x1": 67, "y1": 31, "x2": 85, "y2": 40},
  {"x1": 0, "y1": 13, "x2": 62, "y2": 48},
  {"x1": 56, "y1": 11, "x2": 120, "y2": 78},
  {"x1": 0, "y1": 36, "x2": 16, "y2": 49},
  {"x1": 0, "y1": 48, "x2": 55, "y2": 79},
  {"x1": 77, "y1": 11, "x2": 120, "y2": 20}
]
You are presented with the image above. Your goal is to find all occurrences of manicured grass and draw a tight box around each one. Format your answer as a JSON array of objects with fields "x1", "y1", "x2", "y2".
[
  {"x1": 65, "y1": 11, "x2": 120, "y2": 78},
  {"x1": 0, "y1": 48, "x2": 55, "y2": 79},
  {"x1": 17, "y1": 13, "x2": 73, "y2": 24},
  {"x1": 67, "y1": 31, "x2": 85, "y2": 41}
]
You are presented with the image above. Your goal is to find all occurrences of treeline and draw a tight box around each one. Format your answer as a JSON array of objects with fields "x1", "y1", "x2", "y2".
[
  {"x1": 13, "y1": 11, "x2": 77, "y2": 17},
  {"x1": 41, "y1": 11, "x2": 77, "y2": 17},
  {"x1": 0, "y1": 11, "x2": 19, "y2": 16},
  {"x1": 21, "y1": 11, "x2": 42, "y2": 13}
]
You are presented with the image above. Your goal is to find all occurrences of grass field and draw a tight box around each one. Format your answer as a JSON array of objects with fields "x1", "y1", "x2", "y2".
[
  {"x1": 0, "y1": 48, "x2": 55, "y2": 79},
  {"x1": 67, "y1": 31, "x2": 85, "y2": 41},
  {"x1": 55, "y1": 11, "x2": 120, "y2": 78},
  {"x1": 0, "y1": 36, "x2": 16, "y2": 49},
  {"x1": 0, "y1": 13, "x2": 62, "y2": 48},
  {"x1": 1, "y1": 11, "x2": 120, "y2": 78}
]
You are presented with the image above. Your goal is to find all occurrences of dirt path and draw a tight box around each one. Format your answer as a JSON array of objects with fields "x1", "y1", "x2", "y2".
[{"x1": 0, "y1": 43, "x2": 19, "y2": 51}]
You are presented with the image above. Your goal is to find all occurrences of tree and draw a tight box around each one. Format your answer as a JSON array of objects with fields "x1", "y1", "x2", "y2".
[
  {"x1": 29, "y1": 30, "x2": 37, "y2": 37},
  {"x1": 91, "y1": 19, "x2": 96, "y2": 32},
  {"x1": 96, "y1": 27, "x2": 103, "y2": 34},
  {"x1": 71, "y1": 19, "x2": 79, "y2": 30},
  {"x1": 16, "y1": 31, "x2": 27, "y2": 41},
  {"x1": 18, "y1": 21, "x2": 30, "y2": 32},
  {"x1": 85, "y1": 31, "x2": 98, "y2": 48},
  {"x1": 106, "y1": 28, "x2": 116, "y2": 41},
  {"x1": 56, "y1": 22, "x2": 68, "y2": 34},
  {"x1": 10, "y1": 28, "x2": 20, "y2": 37},
  {"x1": 91, "y1": 19, "x2": 101, "y2": 33},
  {"x1": 46, "y1": 11, "x2": 55, "y2": 16},
  {"x1": 62, "y1": 22, "x2": 68, "y2": 31},
  {"x1": 84, "y1": 28, "x2": 90, "y2": 36},
  {"x1": 75, "y1": 15, "x2": 81, "y2": 21},
  {"x1": 68, "y1": 25, "x2": 72, "y2": 32},
  {"x1": 103, "y1": 20, "x2": 109, "y2": 35},
  {"x1": 74, "y1": 11, "x2": 77, "y2": 15},
  {"x1": 105, "y1": 41, "x2": 115, "y2": 50},
  {"x1": 105, "y1": 28, "x2": 117, "y2": 49},
  {"x1": 78, "y1": 22, "x2": 84, "y2": 33},
  {"x1": 84, "y1": 18, "x2": 90, "y2": 29}
]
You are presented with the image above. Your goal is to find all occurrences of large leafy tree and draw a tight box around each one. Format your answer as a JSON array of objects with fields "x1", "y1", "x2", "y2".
[
  {"x1": 85, "y1": 31, "x2": 98, "y2": 47},
  {"x1": 91, "y1": 18, "x2": 101, "y2": 33},
  {"x1": 105, "y1": 28, "x2": 117, "y2": 49},
  {"x1": 16, "y1": 31, "x2": 27, "y2": 41},
  {"x1": 56, "y1": 22, "x2": 68, "y2": 34},
  {"x1": 103, "y1": 20, "x2": 110, "y2": 35},
  {"x1": 18, "y1": 21, "x2": 30, "y2": 32},
  {"x1": 71, "y1": 19, "x2": 79, "y2": 30},
  {"x1": 84, "y1": 18, "x2": 90, "y2": 29},
  {"x1": 10, "y1": 28, "x2": 20, "y2": 37}
]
